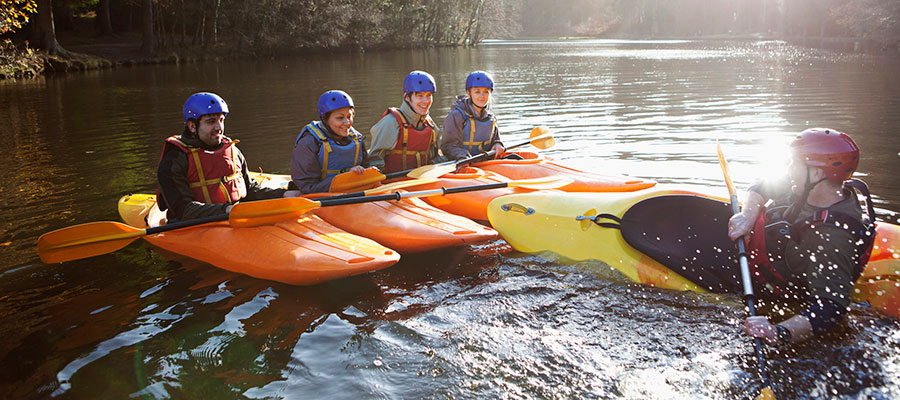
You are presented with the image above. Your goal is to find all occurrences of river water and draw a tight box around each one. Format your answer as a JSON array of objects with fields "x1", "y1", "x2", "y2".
[{"x1": 1, "y1": 40, "x2": 899, "y2": 399}]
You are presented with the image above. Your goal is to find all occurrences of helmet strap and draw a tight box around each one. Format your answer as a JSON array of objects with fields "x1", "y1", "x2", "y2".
[{"x1": 787, "y1": 167, "x2": 827, "y2": 221}]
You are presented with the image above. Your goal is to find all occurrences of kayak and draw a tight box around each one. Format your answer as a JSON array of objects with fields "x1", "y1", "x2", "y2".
[
  {"x1": 487, "y1": 189, "x2": 900, "y2": 318},
  {"x1": 391, "y1": 167, "x2": 531, "y2": 222},
  {"x1": 118, "y1": 194, "x2": 400, "y2": 285},
  {"x1": 304, "y1": 192, "x2": 499, "y2": 252},
  {"x1": 393, "y1": 155, "x2": 657, "y2": 222},
  {"x1": 474, "y1": 151, "x2": 657, "y2": 192},
  {"x1": 250, "y1": 173, "x2": 499, "y2": 252}
]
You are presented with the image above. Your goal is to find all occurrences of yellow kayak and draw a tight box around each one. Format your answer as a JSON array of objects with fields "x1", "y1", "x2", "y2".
[{"x1": 487, "y1": 188, "x2": 900, "y2": 318}]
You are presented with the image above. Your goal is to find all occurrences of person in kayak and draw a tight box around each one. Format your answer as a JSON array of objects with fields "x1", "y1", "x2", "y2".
[
  {"x1": 291, "y1": 90, "x2": 371, "y2": 194},
  {"x1": 368, "y1": 70, "x2": 442, "y2": 173},
  {"x1": 441, "y1": 71, "x2": 504, "y2": 161},
  {"x1": 727, "y1": 128, "x2": 876, "y2": 346},
  {"x1": 157, "y1": 92, "x2": 300, "y2": 222}
]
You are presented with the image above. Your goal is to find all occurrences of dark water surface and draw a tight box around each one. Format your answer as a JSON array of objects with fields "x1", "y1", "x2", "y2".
[{"x1": 1, "y1": 40, "x2": 899, "y2": 399}]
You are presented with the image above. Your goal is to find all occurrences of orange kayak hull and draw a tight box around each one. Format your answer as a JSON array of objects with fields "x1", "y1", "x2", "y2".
[
  {"x1": 118, "y1": 194, "x2": 400, "y2": 285},
  {"x1": 305, "y1": 192, "x2": 499, "y2": 252},
  {"x1": 395, "y1": 167, "x2": 532, "y2": 222},
  {"x1": 474, "y1": 151, "x2": 656, "y2": 192},
  {"x1": 248, "y1": 172, "x2": 499, "y2": 252}
]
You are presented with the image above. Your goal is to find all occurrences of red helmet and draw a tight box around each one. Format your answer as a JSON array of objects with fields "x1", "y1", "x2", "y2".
[{"x1": 791, "y1": 128, "x2": 859, "y2": 182}]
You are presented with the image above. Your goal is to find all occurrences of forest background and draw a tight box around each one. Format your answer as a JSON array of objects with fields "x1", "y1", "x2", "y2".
[{"x1": 2, "y1": 0, "x2": 899, "y2": 79}]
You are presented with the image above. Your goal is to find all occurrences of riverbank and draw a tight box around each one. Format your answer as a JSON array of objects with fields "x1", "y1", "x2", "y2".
[
  {"x1": 0, "y1": 31, "x2": 252, "y2": 80},
  {"x1": 3, "y1": 31, "x2": 897, "y2": 81}
]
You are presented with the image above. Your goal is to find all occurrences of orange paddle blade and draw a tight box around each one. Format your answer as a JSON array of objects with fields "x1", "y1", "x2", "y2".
[
  {"x1": 329, "y1": 167, "x2": 386, "y2": 193},
  {"x1": 38, "y1": 222, "x2": 145, "y2": 264},
  {"x1": 529, "y1": 126, "x2": 555, "y2": 149},
  {"x1": 229, "y1": 197, "x2": 321, "y2": 228}
]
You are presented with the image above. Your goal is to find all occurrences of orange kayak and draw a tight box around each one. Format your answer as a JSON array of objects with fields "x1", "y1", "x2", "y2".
[
  {"x1": 473, "y1": 151, "x2": 657, "y2": 192},
  {"x1": 118, "y1": 194, "x2": 400, "y2": 285},
  {"x1": 249, "y1": 172, "x2": 499, "y2": 252},
  {"x1": 393, "y1": 167, "x2": 532, "y2": 221},
  {"x1": 304, "y1": 192, "x2": 499, "y2": 252}
]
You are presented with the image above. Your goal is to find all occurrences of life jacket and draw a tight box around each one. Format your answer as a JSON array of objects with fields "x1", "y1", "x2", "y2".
[
  {"x1": 746, "y1": 178, "x2": 876, "y2": 296},
  {"x1": 162, "y1": 135, "x2": 246, "y2": 204},
  {"x1": 454, "y1": 104, "x2": 496, "y2": 155},
  {"x1": 382, "y1": 107, "x2": 436, "y2": 173},
  {"x1": 296, "y1": 121, "x2": 365, "y2": 180}
]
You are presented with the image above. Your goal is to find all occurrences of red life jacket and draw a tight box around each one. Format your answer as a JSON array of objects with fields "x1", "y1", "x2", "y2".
[
  {"x1": 746, "y1": 179, "x2": 876, "y2": 296},
  {"x1": 381, "y1": 108, "x2": 436, "y2": 173},
  {"x1": 163, "y1": 135, "x2": 247, "y2": 204}
]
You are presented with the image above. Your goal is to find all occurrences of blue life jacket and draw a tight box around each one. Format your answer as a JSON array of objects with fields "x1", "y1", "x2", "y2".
[
  {"x1": 296, "y1": 121, "x2": 365, "y2": 180},
  {"x1": 454, "y1": 105, "x2": 496, "y2": 155}
]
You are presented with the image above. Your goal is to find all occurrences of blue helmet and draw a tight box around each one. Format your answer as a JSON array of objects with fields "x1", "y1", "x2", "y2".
[
  {"x1": 317, "y1": 90, "x2": 354, "y2": 118},
  {"x1": 465, "y1": 71, "x2": 494, "y2": 90},
  {"x1": 183, "y1": 92, "x2": 229, "y2": 122},
  {"x1": 403, "y1": 70, "x2": 436, "y2": 93}
]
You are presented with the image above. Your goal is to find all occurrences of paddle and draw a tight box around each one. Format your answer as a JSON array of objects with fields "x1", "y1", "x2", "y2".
[
  {"x1": 229, "y1": 175, "x2": 573, "y2": 228},
  {"x1": 329, "y1": 167, "x2": 387, "y2": 193},
  {"x1": 452, "y1": 125, "x2": 556, "y2": 169},
  {"x1": 38, "y1": 214, "x2": 229, "y2": 264},
  {"x1": 36, "y1": 177, "x2": 442, "y2": 264},
  {"x1": 318, "y1": 177, "x2": 441, "y2": 200},
  {"x1": 717, "y1": 141, "x2": 777, "y2": 400},
  {"x1": 382, "y1": 126, "x2": 557, "y2": 181}
]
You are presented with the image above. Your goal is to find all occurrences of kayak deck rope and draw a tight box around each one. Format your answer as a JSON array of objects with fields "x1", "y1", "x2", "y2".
[{"x1": 576, "y1": 213, "x2": 622, "y2": 229}]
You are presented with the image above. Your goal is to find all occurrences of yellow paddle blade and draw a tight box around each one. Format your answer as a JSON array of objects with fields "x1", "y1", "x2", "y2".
[
  {"x1": 37, "y1": 222, "x2": 145, "y2": 263},
  {"x1": 507, "y1": 175, "x2": 573, "y2": 190},
  {"x1": 757, "y1": 387, "x2": 776, "y2": 400},
  {"x1": 329, "y1": 167, "x2": 386, "y2": 193},
  {"x1": 529, "y1": 126, "x2": 555, "y2": 149},
  {"x1": 413, "y1": 164, "x2": 457, "y2": 179},
  {"x1": 229, "y1": 197, "x2": 321, "y2": 228},
  {"x1": 716, "y1": 141, "x2": 737, "y2": 198},
  {"x1": 365, "y1": 178, "x2": 440, "y2": 195}
]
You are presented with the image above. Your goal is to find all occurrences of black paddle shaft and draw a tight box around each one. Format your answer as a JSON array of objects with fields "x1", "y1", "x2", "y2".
[
  {"x1": 382, "y1": 135, "x2": 544, "y2": 180},
  {"x1": 145, "y1": 213, "x2": 228, "y2": 235},
  {"x1": 316, "y1": 182, "x2": 511, "y2": 207}
]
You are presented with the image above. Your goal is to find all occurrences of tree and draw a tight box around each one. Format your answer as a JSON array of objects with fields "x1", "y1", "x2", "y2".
[
  {"x1": 141, "y1": 0, "x2": 152, "y2": 54},
  {"x1": 96, "y1": 0, "x2": 113, "y2": 36},
  {"x1": 1, "y1": 0, "x2": 37, "y2": 34},
  {"x1": 30, "y1": 0, "x2": 71, "y2": 56},
  {"x1": 832, "y1": 0, "x2": 900, "y2": 47}
]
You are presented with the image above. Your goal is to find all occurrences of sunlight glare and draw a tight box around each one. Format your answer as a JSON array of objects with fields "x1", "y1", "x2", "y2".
[{"x1": 740, "y1": 135, "x2": 792, "y2": 183}]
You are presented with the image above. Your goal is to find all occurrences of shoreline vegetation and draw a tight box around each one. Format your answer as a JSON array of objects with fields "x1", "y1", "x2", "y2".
[{"x1": 2, "y1": 0, "x2": 898, "y2": 81}]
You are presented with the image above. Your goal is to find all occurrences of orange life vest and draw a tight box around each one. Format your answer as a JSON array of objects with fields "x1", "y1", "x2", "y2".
[
  {"x1": 164, "y1": 135, "x2": 247, "y2": 204},
  {"x1": 381, "y1": 108, "x2": 436, "y2": 173}
]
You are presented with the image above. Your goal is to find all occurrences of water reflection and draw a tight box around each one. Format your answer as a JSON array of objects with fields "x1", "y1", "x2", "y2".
[{"x1": 1, "y1": 39, "x2": 899, "y2": 398}]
